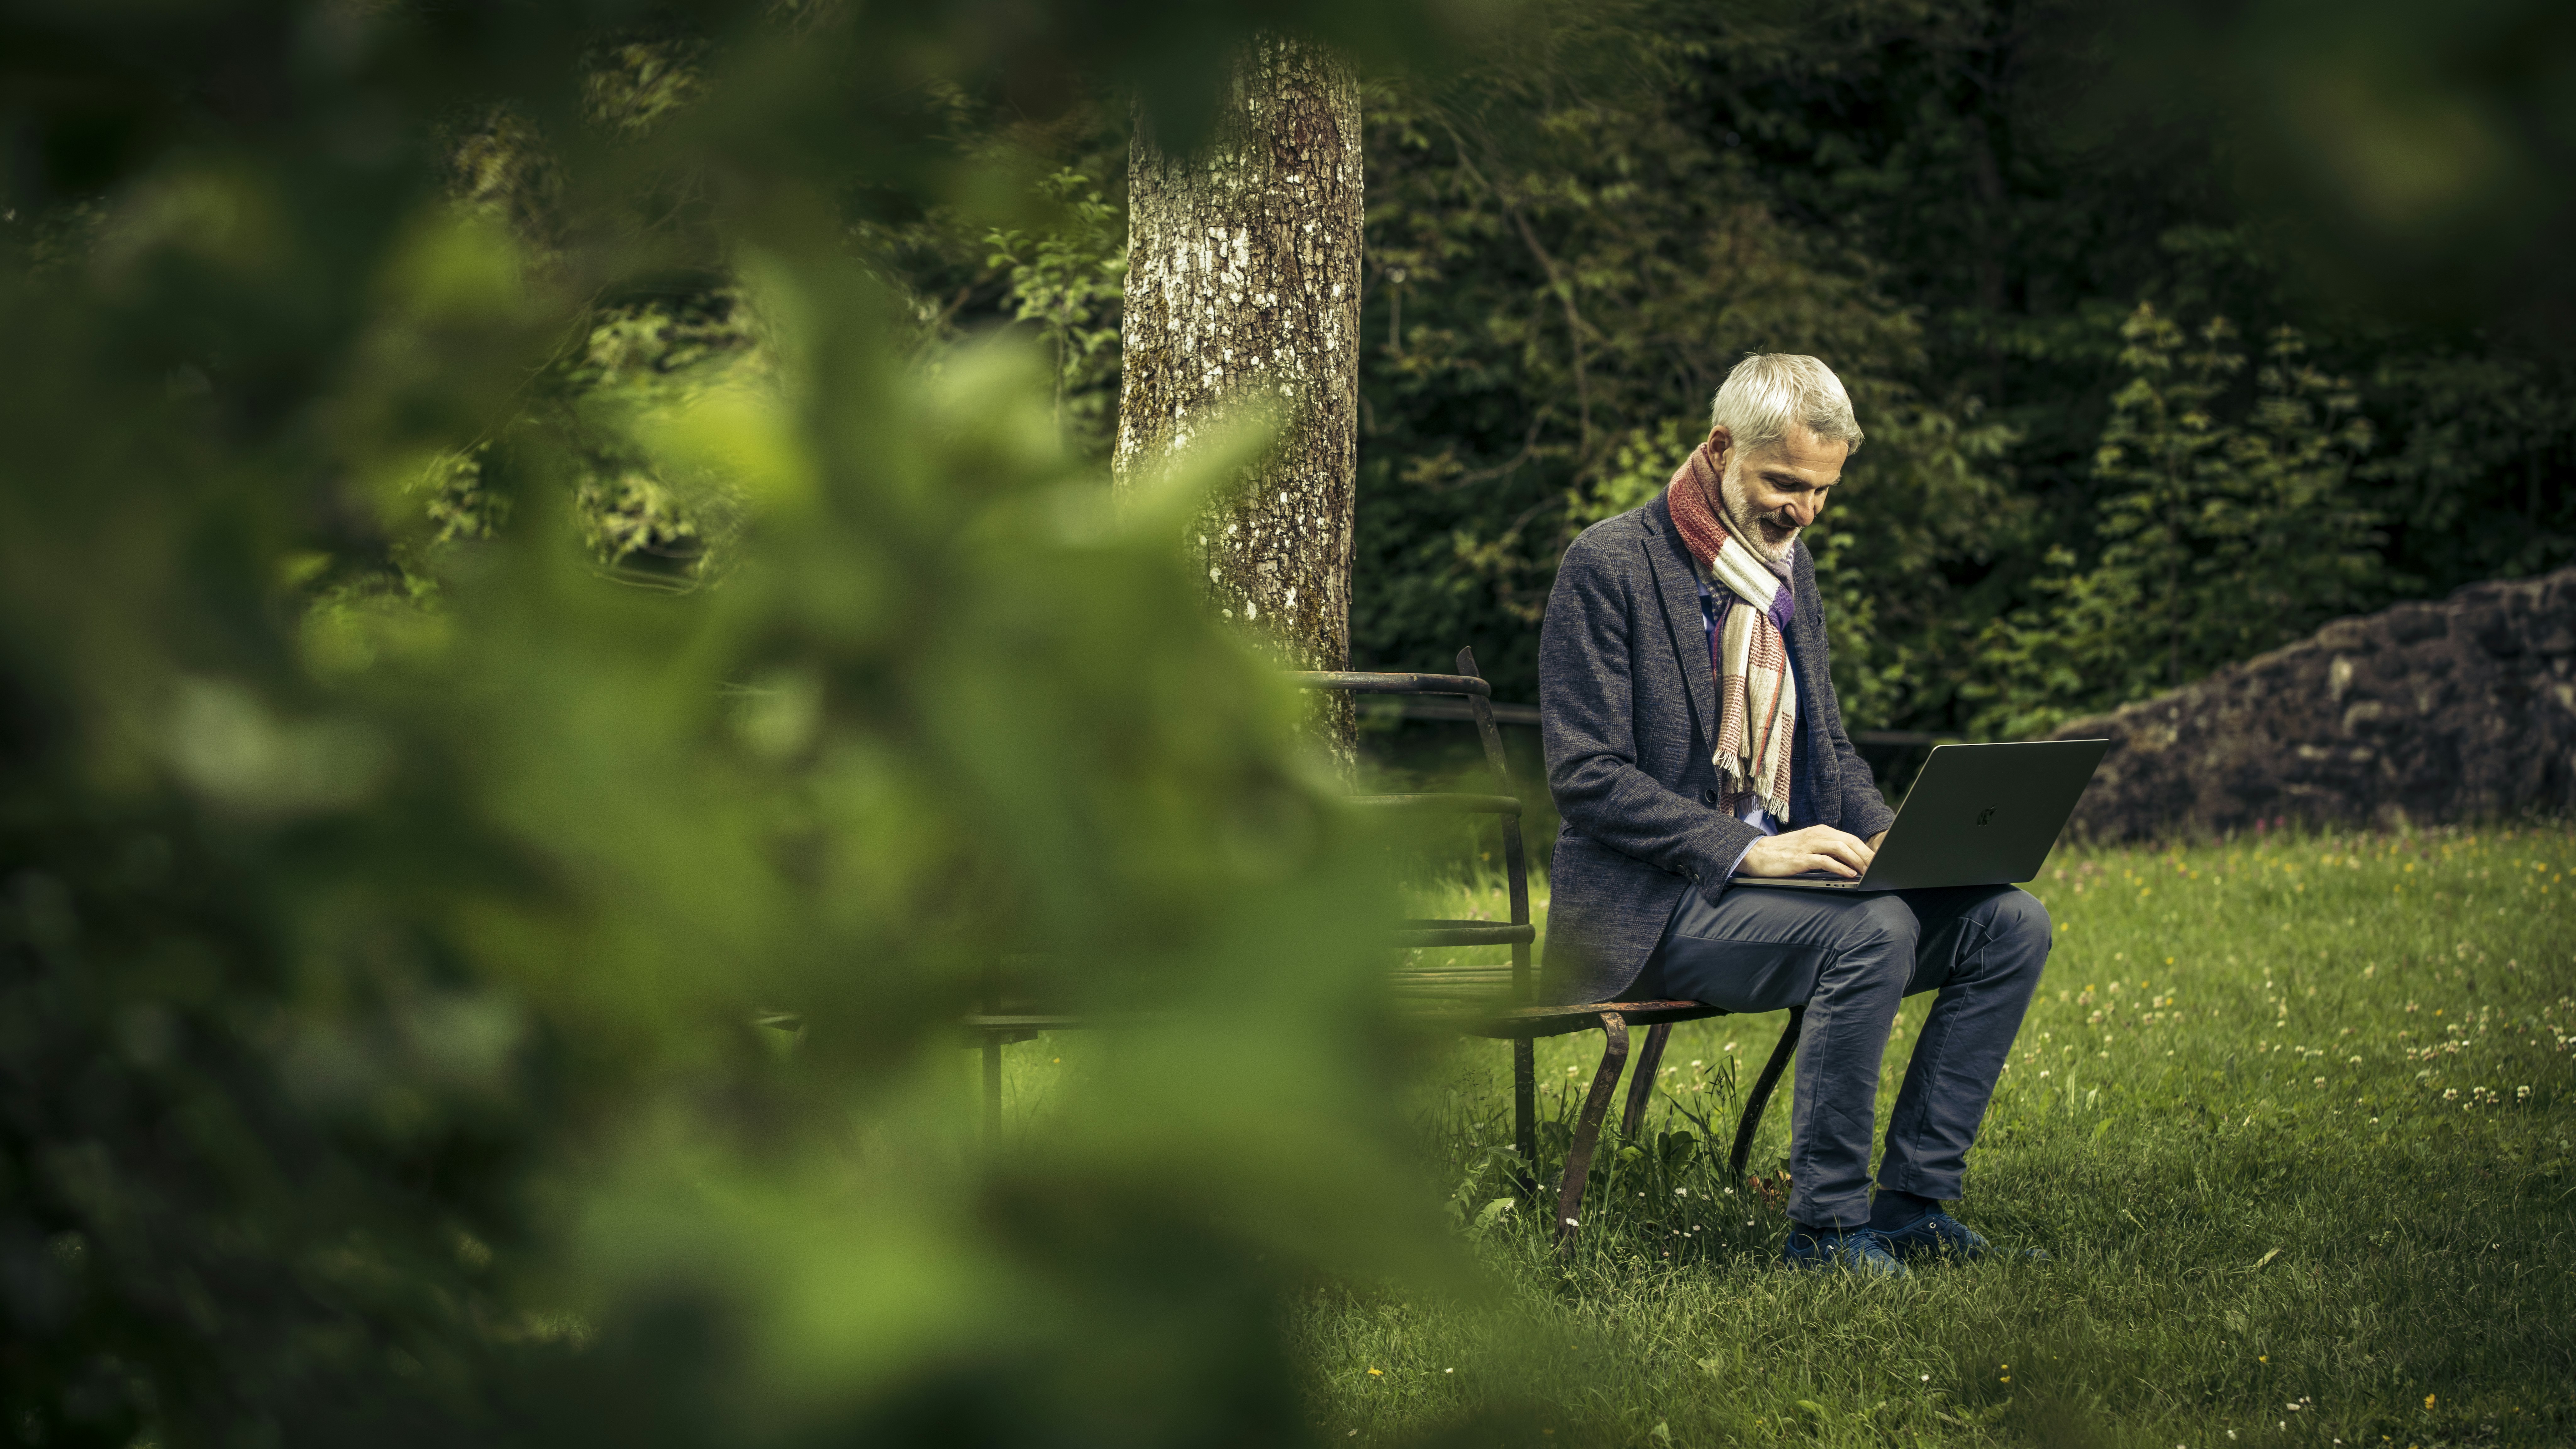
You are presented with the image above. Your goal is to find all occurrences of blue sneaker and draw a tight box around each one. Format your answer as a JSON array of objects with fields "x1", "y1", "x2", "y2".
[
  {"x1": 1876, "y1": 1209, "x2": 1992, "y2": 1262},
  {"x1": 1781, "y1": 1225, "x2": 1907, "y2": 1278}
]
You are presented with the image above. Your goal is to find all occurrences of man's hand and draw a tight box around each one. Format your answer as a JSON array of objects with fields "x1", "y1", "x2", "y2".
[{"x1": 1738, "y1": 825, "x2": 1876, "y2": 880}]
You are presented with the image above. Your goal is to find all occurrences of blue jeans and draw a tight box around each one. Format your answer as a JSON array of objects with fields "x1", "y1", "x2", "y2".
[{"x1": 1633, "y1": 884, "x2": 2050, "y2": 1228}]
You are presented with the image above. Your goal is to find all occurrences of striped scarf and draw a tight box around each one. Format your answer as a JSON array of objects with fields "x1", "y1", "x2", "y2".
[{"x1": 1665, "y1": 444, "x2": 1797, "y2": 818}]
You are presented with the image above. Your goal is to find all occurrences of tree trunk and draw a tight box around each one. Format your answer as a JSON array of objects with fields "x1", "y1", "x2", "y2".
[{"x1": 1114, "y1": 34, "x2": 1362, "y2": 775}]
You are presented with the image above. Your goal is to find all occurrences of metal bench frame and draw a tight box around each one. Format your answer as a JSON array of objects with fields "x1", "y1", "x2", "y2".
[{"x1": 966, "y1": 647, "x2": 1804, "y2": 1249}]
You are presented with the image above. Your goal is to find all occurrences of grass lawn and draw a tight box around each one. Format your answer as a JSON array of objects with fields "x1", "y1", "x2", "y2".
[{"x1": 1287, "y1": 824, "x2": 2576, "y2": 1448}]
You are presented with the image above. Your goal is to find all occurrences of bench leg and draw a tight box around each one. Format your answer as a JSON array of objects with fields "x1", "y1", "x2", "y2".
[
  {"x1": 1512, "y1": 1037, "x2": 1537, "y2": 1194},
  {"x1": 1554, "y1": 1011, "x2": 1630, "y2": 1249},
  {"x1": 1728, "y1": 1007, "x2": 1803, "y2": 1183},
  {"x1": 980, "y1": 959, "x2": 1005, "y2": 1148},
  {"x1": 982, "y1": 1037, "x2": 1002, "y2": 1145},
  {"x1": 1620, "y1": 1021, "x2": 1672, "y2": 1140}
]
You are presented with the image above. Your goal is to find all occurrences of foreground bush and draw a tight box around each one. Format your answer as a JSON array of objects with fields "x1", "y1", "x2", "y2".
[{"x1": 0, "y1": 5, "x2": 1453, "y2": 1444}]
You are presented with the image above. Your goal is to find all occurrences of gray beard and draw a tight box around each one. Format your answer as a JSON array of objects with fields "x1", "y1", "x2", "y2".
[{"x1": 1719, "y1": 463, "x2": 1800, "y2": 564}]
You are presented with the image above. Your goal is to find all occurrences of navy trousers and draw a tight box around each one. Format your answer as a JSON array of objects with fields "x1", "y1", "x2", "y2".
[{"x1": 1632, "y1": 883, "x2": 2050, "y2": 1228}]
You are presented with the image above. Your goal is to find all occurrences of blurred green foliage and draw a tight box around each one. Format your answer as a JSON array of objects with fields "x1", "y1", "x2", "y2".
[
  {"x1": 2103, "y1": 0, "x2": 2576, "y2": 345},
  {"x1": 0, "y1": 3, "x2": 1481, "y2": 1445}
]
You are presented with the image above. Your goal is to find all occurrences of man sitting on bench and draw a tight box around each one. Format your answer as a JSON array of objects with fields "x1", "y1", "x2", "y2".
[{"x1": 1536, "y1": 353, "x2": 2050, "y2": 1277}]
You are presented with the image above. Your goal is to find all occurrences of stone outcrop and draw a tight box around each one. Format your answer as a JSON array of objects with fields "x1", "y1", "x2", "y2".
[{"x1": 2050, "y1": 567, "x2": 2576, "y2": 841}]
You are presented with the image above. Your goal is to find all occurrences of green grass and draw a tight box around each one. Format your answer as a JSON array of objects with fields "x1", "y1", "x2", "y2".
[{"x1": 992, "y1": 824, "x2": 2576, "y2": 1447}]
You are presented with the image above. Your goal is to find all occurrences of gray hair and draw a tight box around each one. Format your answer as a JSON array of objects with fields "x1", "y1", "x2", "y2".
[{"x1": 1708, "y1": 353, "x2": 1863, "y2": 456}]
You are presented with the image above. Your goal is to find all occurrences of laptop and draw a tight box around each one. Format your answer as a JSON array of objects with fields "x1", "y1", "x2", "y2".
[{"x1": 1729, "y1": 739, "x2": 2111, "y2": 892}]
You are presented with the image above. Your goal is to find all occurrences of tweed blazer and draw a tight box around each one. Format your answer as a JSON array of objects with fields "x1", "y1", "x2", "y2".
[{"x1": 1537, "y1": 494, "x2": 1896, "y2": 1005}]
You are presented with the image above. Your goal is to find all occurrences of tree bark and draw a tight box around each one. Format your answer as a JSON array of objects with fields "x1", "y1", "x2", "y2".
[{"x1": 1114, "y1": 34, "x2": 1362, "y2": 775}]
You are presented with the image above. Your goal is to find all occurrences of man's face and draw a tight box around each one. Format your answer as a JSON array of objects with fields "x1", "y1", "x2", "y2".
[{"x1": 1706, "y1": 423, "x2": 1847, "y2": 563}]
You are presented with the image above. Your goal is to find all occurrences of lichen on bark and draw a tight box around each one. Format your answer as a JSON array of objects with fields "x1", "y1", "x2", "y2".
[{"x1": 1115, "y1": 34, "x2": 1363, "y2": 773}]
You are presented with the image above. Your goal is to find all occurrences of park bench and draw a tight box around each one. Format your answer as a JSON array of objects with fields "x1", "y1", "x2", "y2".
[{"x1": 964, "y1": 648, "x2": 1807, "y2": 1248}]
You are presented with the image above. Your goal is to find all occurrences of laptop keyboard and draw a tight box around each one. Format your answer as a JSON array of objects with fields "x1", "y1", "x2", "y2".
[{"x1": 1732, "y1": 870, "x2": 1862, "y2": 887}]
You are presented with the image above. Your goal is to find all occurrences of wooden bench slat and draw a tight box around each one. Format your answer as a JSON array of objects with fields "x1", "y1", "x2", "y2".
[
  {"x1": 1450, "y1": 1000, "x2": 1727, "y2": 1041},
  {"x1": 1288, "y1": 670, "x2": 1492, "y2": 698},
  {"x1": 963, "y1": 1013, "x2": 1165, "y2": 1033},
  {"x1": 1392, "y1": 919, "x2": 1535, "y2": 947},
  {"x1": 1348, "y1": 792, "x2": 1521, "y2": 817}
]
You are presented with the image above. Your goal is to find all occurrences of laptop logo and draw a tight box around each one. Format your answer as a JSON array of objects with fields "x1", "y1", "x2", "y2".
[{"x1": 1976, "y1": 807, "x2": 1996, "y2": 826}]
